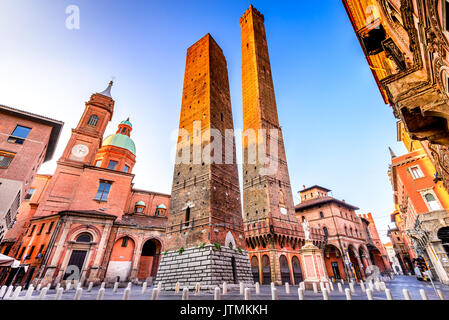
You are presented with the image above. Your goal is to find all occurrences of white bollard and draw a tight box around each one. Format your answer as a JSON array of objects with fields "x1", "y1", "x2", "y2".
[
  {"x1": 195, "y1": 283, "x2": 200, "y2": 295},
  {"x1": 298, "y1": 288, "x2": 305, "y2": 300},
  {"x1": 244, "y1": 287, "x2": 251, "y2": 300},
  {"x1": 345, "y1": 288, "x2": 352, "y2": 300},
  {"x1": 299, "y1": 282, "x2": 305, "y2": 290},
  {"x1": 113, "y1": 282, "x2": 119, "y2": 293},
  {"x1": 222, "y1": 282, "x2": 227, "y2": 295},
  {"x1": 380, "y1": 281, "x2": 386, "y2": 291},
  {"x1": 25, "y1": 286, "x2": 34, "y2": 300},
  {"x1": 74, "y1": 288, "x2": 83, "y2": 300},
  {"x1": 255, "y1": 282, "x2": 260, "y2": 295},
  {"x1": 337, "y1": 282, "x2": 343, "y2": 293},
  {"x1": 100, "y1": 282, "x2": 105, "y2": 290},
  {"x1": 360, "y1": 281, "x2": 366, "y2": 292},
  {"x1": 366, "y1": 288, "x2": 374, "y2": 300},
  {"x1": 175, "y1": 282, "x2": 179, "y2": 294},
  {"x1": 182, "y1": 287, "x2": 189, "y2": 300},
  {"x1": 3, "y1": 286, "x2": 14, "y2": 299},
  {"x1": 97, "y1": 288, "x2": 105, "y2": 300},
  {"x1": 271, "y1": 287, "x2": 278, "y2": 300},
  {"x1": 12, "y1": 286, "x2": 22, "y2": 300},
  {"x1": 271, "y1": 282, "x2": 275, "y2": 289},
  {"x1": 419, "y1": 289, "x2": 428, "y2": 300},
  {"x1": 36, "y1": 284, "x2": 42, "y2": 291},
  {"x1": 402, "y1": 289, "x2": 411, "y2": 300},
  {"x1": 325, "y1": 282, "x2": 330, "y2": 292},
  {"x1": 319, "y1": 282, "x2": 325, "y2": 292},
  {"x1": 285, "y1": 282, "x2": 290, "y2": 294},
  {"x1": 239, "y1": 281, "x2": 244, "y2": 295},
  {"x1": 65, "y1": 282, "x2": 71, "y2": 291},
  {"x1": 349, "y1": 282, "x2": 355, "y2": 293},
  {"x1": 127, "y1": 282, "x2": 132, "y2": 289},
  {"x1": 142, "y1": 282, "x2": 148, "y2": 294},
  {"x1": 87, "y1": 282, "x2": 93, "y2": 292},
  {"x1": 157, "y1": 282, "x2": 162, "y2": 291},
  {"x1": 73, "y1": 280, "x2": 79, "y2": 290},
  {"x1": 322, "y1": 288, "x2": 329, "y2": 300},
  {"x1": 385, "y1": 288, "x2": 393, "y2": 300},
  {"x1": 369, "y1": 281, "x2": 374, "y2": 291},
  {"x1": 0, "y1": 285, "x2": 7, "y2": 298},
  {"x1": 341, "y1": 279, "x2": 344, "y2": 285},
  {"x1": 122, "y1": 287, "x2": 131, "y2": 300},
  {"x1": 437, "y1": 289, "x2": 445, "y2": 300},
  {"x1": 214, "y1": 287, "x2": 221, "y2": 300},
  {"x1": 312, "y1": 282, "x2": 318, "y2": 293},
  {"x1": 151, "y1": 288, "x2": 159, "y2": 300},
  {"x1": 329, "y1": 281, "x2": 334, "y2": 291},
  {"x1": 39, "y1": 287, "x2": 48, "y2": 300},
  {"x1": 55, "y1": 287, "x2": 64, "y2": 300},
  {"x1": 55, "y1": 283, "x2": 60, "y2": 292}
]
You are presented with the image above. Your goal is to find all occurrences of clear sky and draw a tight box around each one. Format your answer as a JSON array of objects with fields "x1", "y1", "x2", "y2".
[{"x1": 0, "y1": 0, "x2": 407, "y2": 242}]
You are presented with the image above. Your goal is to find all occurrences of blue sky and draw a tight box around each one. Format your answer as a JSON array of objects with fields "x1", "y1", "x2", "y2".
[{"x1": 0, "y1": 0, "x2": 406, "y2": 241}]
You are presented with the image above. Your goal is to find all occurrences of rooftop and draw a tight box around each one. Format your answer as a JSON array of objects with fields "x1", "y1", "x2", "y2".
[{"x1": 295, "y1": 196, "x2": 359, "y2": 211}]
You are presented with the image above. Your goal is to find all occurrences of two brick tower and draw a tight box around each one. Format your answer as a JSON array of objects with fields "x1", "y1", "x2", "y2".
[{"x1": 156, "y1": 5, "x2": 315, "y2": 289}]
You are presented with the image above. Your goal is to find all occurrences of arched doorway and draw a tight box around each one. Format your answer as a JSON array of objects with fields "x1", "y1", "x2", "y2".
[
  {"x1": 106, "y1": 236, "x2": 135, "y2": 281},
  {"x1": 261, "y1": 255, "x2": 271, "y2": 285},
  {"x1": 348, "y1": 245, "x2": 362, "y2": 281},
  {"x1": 250, "y1": 256, "x2": 260, "y2": 283},
  {"x1": 63, "y1": 233, "x2": 92, "y2": 280},
  {"x1": 292, "y1": 256, "x2": 303, "y2": 285},
  {"x1": 280, "y1": 255, "x2": 291, "y2": 284},
  {"x1": 324, "y1": 245, "x2": 344, "y2": 280},
  {"x1": 367, "y1": 244, "x2": 386, "y2": 272},
  {"x1": 137, "y1": 239, "x2": 161, "y2": 280},
  {"x1": 438, "y1": 227, "x2": 449, "y2": 257}
]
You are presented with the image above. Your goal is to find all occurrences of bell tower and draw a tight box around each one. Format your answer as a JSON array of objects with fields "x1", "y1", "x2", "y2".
[{"x1": 59, "y1": 81, "x2": 114, "y2": 166}]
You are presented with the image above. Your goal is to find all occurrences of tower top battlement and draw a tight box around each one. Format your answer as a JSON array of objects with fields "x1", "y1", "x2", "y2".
[{"x1": 239, "y1": 4, "x2": 264, "y2": 24}]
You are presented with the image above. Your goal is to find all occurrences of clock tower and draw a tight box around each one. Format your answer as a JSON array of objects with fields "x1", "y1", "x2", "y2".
[{"x1": 59, "y1": 81, "x2": 114, "y2": 166}]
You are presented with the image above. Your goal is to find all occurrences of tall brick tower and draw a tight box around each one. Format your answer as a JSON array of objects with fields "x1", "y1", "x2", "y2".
[
  {"x1": 240, "y1": 6, "x2": 323, "y2": 285},
  {"x1": 156, "y1": 34, "x2": 253, "y2": 290}
]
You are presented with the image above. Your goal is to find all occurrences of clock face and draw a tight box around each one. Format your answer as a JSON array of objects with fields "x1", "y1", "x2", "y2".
[{"x1": 71, "y1": 144, "x2": 89, "y2": 158}]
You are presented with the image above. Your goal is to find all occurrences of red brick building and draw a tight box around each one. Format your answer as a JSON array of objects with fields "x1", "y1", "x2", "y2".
[
  {"x1": 295, "y1": 186, "x2": 390, "y2": 281},
  {"x1": 0, "y1": 83, "x2": 170, "y2": 288},
  {"x1": 0, "y1": 105, "x2": 63, "y2": 241}
]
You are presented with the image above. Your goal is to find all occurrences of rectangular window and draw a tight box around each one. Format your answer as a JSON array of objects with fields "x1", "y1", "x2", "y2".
[
  {"x1": 47, "y1": 221, "x2": 54, "y2": 234},
  {"x1": 8, "y1": 125, "x2": 31, "y2": 144},
  {"x1": 38, "y1": 245, "x2": 45, "y2": 254},
  {"x1": 121, "y1": 237, "x2": 128, "y2": 247},
  {"x1": 0, "y1": 150, "x2": 15, "y2": 168},
  {"x1": 410, "y1": 166, "x2": 424, "y2": 179},
  {"x1": 24, "y1": 188, "x2": 35, "y2": 201},
  {"x1": 37, "y1": 223, "x2": 45, "y2": 235},
  {"x1": 17, "y1": 247, "x2": 25, "y2": 260},
  {"x1": 123, "y1": 165, "x2": 130, "y2": 173},
  {"x1": 95, "y1": 160, "x2": 102, "y2": 167},
  {"x1": 94, "y1": 181, "x2": 112, "y2": 202},
  {"x1": 107, "y1": 160, "x2": 118, "y2": 170},
  {"x1": 28, "y1": 225, "x2": 36, "y2": 236},
  {"x1": 25, "y1": 246, "x2": 35, "y2": 260}
]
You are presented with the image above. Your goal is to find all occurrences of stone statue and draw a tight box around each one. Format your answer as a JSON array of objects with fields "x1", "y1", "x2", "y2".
[{"x1": 302, "y1": 219, "x2": 311, "y2": 241}]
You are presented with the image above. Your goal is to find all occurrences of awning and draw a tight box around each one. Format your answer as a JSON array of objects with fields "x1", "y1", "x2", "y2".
[{"x1": 0, "y1": 253, "x2": 20, "y2": 267}]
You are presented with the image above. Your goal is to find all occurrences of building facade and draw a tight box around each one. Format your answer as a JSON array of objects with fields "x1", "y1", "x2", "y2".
[
  {"x1": 389, "y1": 121, "x2": 449, "y2": 283},
  {"x1": 384, "y1": 241, "x2": 404, "y2": 274},
  {"x1": 342, "y1": 0, "x2": 449, "y2": 203},
  {"x1": 0, "y1": 83, "x2": 170, "y2": 288},
  {"x1": 0, "y1": 105, "x2": 63, "y2": 241},
  {"x1": 295, "y1": 186, "x2": 390, "y2": 281}
]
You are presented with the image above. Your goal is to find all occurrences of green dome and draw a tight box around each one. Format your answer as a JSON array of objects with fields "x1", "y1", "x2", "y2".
[
  {"x1": 102, "y1": 133, "x2": 136, "y2": 155},
  {"x1": 157, "y1": 204, "x2": 167, "y2": 209},
  {"x1": 136, "y1": 201, "x2": 146, "y2": 206},
  {"x1": 120, "y1": 119, "x2": 132, "y2": 128}
]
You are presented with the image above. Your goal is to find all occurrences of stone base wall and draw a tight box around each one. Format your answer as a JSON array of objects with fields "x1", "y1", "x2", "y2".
[{"x1": 155, "y1": 244, "x2": 254, "y2": 290}]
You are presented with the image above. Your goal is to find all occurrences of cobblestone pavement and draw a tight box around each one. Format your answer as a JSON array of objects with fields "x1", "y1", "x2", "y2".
[{"x1": 2, "y1": 275, "x2": 449, "y2": 300}]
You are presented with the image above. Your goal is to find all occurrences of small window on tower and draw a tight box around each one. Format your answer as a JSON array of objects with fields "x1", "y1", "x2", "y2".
[
  {"x1": 87, "y1": 115, "x2": 99, "y2": 127},
  {"x1": 8, "y1": 125, "x2": 31, "y2": 144},
  {"x1": 107, "y1": 160, "x2": 118, "y2": 170},
  {"x1": 123, "y1": 165, "x2": 130, "y2": 173}
]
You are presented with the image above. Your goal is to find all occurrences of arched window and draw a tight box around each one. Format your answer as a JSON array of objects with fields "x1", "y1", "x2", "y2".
[
  {"x1": 87, "y1": 115, "x2": 99, "y2": 127},
  {"x1": 323, "y1": 227, "x2": 328, "y2": 237},
  {"x1": 76, "y1": 233, "x2": 92, "y2": 243},
  {"x1": 185, "y1": 207, "x2": 190, "y2": 226},
  {"x1": 350, "y1": 228, "x2": 353, "y2": 236},
  {"x1": 344, "y1": 226, "x2": 348, "y2": 235},
  {"x1": 424, "y1": 193, "x2": 441, "y2": 211},
  {"x1": 320, "y1": 211, "x2": 324, "y2": 218}
]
